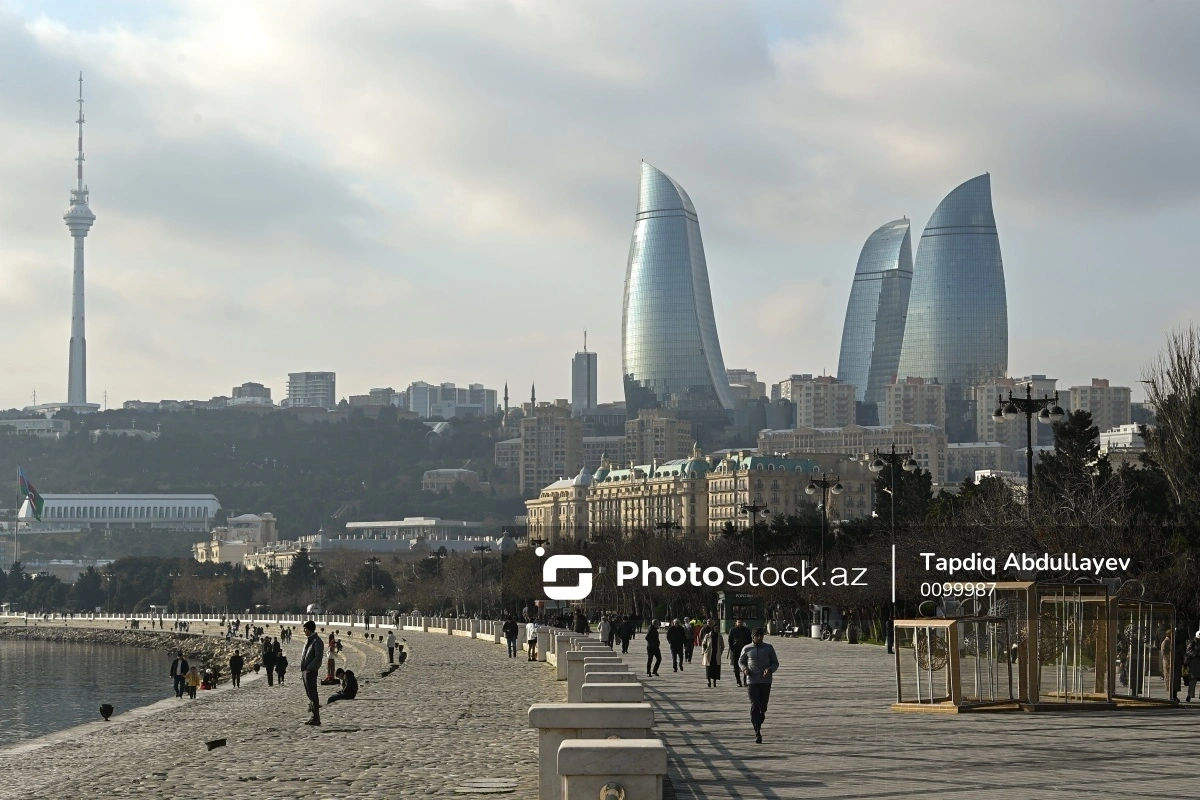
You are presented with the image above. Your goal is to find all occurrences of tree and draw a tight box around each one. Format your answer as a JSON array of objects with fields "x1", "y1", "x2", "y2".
[
  {"x1": 872, "y1": 466, "x2": 932, "y2": 525},
  {"x1": 68, "y1": 566, "x2": 106, "y2": 610},
  {"x1": 1143, "y1": 326, "x2": 1200, "y2": 524}
]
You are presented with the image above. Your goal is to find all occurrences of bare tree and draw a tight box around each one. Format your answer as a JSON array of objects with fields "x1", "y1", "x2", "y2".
[{"x1": 1143, "y1": 326, "x2": 1200, "y2": 516}]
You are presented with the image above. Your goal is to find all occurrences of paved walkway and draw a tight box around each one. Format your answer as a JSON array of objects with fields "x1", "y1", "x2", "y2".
[
  {"x1": 0, "y1": 623, "x2": 562, "y2": 800},
  {"x1": 612, "y1": 635, "x2": 1199, "y2": 800}
]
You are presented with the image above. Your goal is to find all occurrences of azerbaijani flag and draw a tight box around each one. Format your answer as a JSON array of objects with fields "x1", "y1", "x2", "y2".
[{"x1": 17, "y1": 466, "x2": 44, "y2": 521}]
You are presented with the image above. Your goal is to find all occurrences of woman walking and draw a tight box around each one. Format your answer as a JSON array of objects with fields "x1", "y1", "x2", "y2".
[
  {"x1": 645, "y1": 619, "x2": 662, "y2": 677},
  {"x1": 701, "y1": 618, "x2": 725, "y2": 688}
]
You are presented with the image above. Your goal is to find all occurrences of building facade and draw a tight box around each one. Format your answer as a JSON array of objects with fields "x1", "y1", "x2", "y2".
[
  {"x1": 230, "y1": 382, "x2": 272, "y2": 406},
  {"x1": 776, "y1": 375, "x2": 856, "y2": 429},
  {"x1": 881, "y1": 377, "x2": 945, "y2": 427},
  {"x1": 35, "y1": 493, "x2": 220, "y2": 532},
  {"x1": 519, "y1": 401, "x2": 583, "y2": 496},
  {"x1": 571, "y1": 350, "x2": 598, "y2": 416},
  {"x1": 836, "y1": 218, "x2": 913, "y2": 407},
  {"x1": 726, "y1": 369, "x2": 767, "y2": 402},
  {"x1": 421, "y1": 469, "x2": 485, "y2": 493},
  {"x1": 624, "y1": 410, "x2": 693, "y2": 465},
  {"x1": 622, "y1": 162, "x2": 734, "y2": 429},
  {"x1": 1069, "y1": 379, "x2": 1132, "y2": 434},
  {"x1": 194, "y1": 512, "x2": 278, "y2": 564},
  {"x1": 583, "y1": 435, "x2": 625, "y2": 471},
  {"x1": 946, "y1": 442, "x2": 1010, "y2": 482},
  {"x1": 0, "y1": 419, "x2": 71, "y2": 438},
  {"x1": 406, "y1": 381, "x2": 497, "y2": 419},
  {"x1": 757, "y1": 423, "x2": 948, "y2": 486},
  {"x1": 973, "y1": 378, "x2": 1025, "y2": 451},
  {"x1": 286, "y1": 372, "x2": 336, "y2": 410},
  {"x1": 897, "y1": 174, "x2": 1008, "y2": 440}
]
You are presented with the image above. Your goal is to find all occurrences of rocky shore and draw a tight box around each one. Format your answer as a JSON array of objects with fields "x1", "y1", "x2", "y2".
[{"x1": 0, "y1": 625, "x2": 258, "y2": 681}]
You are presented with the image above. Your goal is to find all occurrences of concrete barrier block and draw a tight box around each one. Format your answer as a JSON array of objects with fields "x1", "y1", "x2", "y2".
[
  {"x1": 528, "y1": 703, "x2": 655, "y2": 800},
  {"x1": 558, "y1": 738, "x2": 666, "y2": 800},
  {"x1": 581, "y1": 683, "x2": 644, "y2": 703}
]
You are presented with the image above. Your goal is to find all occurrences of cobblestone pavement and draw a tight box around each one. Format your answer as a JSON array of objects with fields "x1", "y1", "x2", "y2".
[
  {"x1": 612, "y1": 635, "x2": 1200, "y2": 800},
  {"x1": 0, "y1": 623, "x2": 563, "y2": 800}
]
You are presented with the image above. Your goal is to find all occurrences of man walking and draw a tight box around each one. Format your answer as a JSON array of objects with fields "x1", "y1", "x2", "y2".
[
  {"x1": 667, "y1": 619, "x2": 687, "y2": 672},
  {"x1": 229, "y1": 650, "x2": 244, "y2": 688},
  {"x1": 300, "y1": 620, "x2": 325, "y2": 726},
  {"x1": 386, "y1": 630, "x2": 397, "y2": 664},
  {"x1": 728, "y1": 618, "x2": 753, "y2": 687},
  {"x1": 169, "y1": 651, "x2": 189, "y2": 698},
  {"x1": 738, "y1": 627, "x2": 779, "y2": 744},
  {"x1": 617, "y1": 616, "x2": 635, "y2": 654},
  {"x1": 502, "y1": 616, "x2": 520, "y2": 658},
  {"x1": 645, "y1": 620, "x2": 662, "y2": 677},
  {"x1": 262, "y1": 638, "x2": 277, "y2": 686}
]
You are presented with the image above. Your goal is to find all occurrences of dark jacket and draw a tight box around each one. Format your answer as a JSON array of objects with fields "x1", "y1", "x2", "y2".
[
  {"x1": 262, "y1": 642, "x2": 277, "y2": 664},
  {"x1": 275, "y1": 655, "x2": 288, "y2": 674},
  {"x1": 341, "y1": 670, "x2": 359, "y2": 699},
  {"x1": 666, "y1": 624, "x2": 687, "y2": 649},
  {"x1": 300, "y1": 633, "x2": 325, "y2": 673},
  {"x1": 572, "y1": 614, "x2": 590, "y2": 634},
  {"x1": 738, "y1": 641, "x2": 780, "y2": 685},
  {"x1": 503, "y1": 620, "x2": 519, "y2": 639},
  {"x1": 229, "y1": 654, "x2": 244, "y2": 674},
  {"x1": 617, "y1": 621, "x2": 635, "y2": 641},
  {"x1": 644, "y1": 627, "x2": 661, "y2": 651},
  {"x1": 170, "y1": 657, "x2": 189, "y2": 678},
  {"x1": 728, "y1": 625, "x2": 753, "y2": 656}
]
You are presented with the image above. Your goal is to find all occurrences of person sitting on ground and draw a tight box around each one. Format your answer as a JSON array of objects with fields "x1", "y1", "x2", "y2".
[{"x1": 327, "y1": 668, "x2": 358, "y2": 704}]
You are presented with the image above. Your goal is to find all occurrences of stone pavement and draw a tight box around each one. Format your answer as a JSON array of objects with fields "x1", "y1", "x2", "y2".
[
  {"x1": 611, "y1": 635, "x2": 1200, "y2": 800},
  {"x1": 0, "y1": 622, "x2": 563, "y2": 800}
]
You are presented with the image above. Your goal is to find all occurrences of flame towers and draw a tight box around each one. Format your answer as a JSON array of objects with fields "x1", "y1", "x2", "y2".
[
  {"x1": 621, "y1": 162, "x2": 733, "y2": 431},
  {"x1": 836, "y1": 218, "x2": 913, "y2": 409},
  {"x1": 62, "y1": 73, "x2": 99, "y2": 412}
]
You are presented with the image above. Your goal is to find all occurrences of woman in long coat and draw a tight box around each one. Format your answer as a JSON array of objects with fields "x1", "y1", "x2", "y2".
[{"x1": 701, "y1": 619, "x2": 725, "y2": 688}]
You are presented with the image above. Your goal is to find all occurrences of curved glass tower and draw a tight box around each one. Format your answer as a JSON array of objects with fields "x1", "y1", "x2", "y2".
[
  {"x1": 836, "y1": 218, "x2": 913, "y2": 406},
  {"x1": 622, "y1": 162, "x2": 734, "y2": 425},
  {"x1": 897, "y1": 173, "x2": 1008, "y2": 394}
]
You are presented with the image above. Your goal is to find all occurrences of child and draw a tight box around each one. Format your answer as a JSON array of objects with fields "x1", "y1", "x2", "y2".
[
  {"x1": 185, "y1": 666, "x2": 201, "y2": 699},
  {"x1": 275, "y1": 653, "x2": 288, "y2": 685}
]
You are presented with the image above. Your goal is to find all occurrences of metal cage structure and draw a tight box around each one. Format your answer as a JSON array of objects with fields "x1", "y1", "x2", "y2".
[
  {"x1": 1112, "y1": 600, "x2": 1177, "y2": 706},
  {"x1": 893, "y1": 616, "x2": 1015, "y2": 712}
]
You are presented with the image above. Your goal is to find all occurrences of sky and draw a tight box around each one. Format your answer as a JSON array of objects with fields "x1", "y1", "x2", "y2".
[{"x1": 2, "y1": 0, "x2": 1197, "y2": 411}]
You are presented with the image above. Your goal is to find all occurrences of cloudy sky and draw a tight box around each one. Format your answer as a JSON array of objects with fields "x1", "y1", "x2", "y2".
[{"x1": 1, "y1": 0, "x2": 1196, "y2": 410}]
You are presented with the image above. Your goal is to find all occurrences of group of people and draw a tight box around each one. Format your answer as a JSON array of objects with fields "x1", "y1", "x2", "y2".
[{"x1": 167, "y1": 652, "x2": 221, "y2": 699}]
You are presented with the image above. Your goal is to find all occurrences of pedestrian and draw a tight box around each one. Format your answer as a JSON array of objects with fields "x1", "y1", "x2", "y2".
[
  {"x1": 667, "y1": 619, "x2": 687, "y2": 672},
  {"x1": 275, "y1": 652, "x2": 288, "y2": 685},
  {"x1": 701, "y1": 618, "x2": 724, "y2": 688},
  {"x1": 1185, "y1": 632, "x2": 1200, "y2": 702},
  {"x1": 327, "y1": 667, "x2": 359, "y2": 704},
  {"x1": 300, "y1": 620, "x2": 325, "y2": 726},
  {"x1": 526, "y1": 620, "x2": 539, "y2": 661},
  {"x1": 645, "y1": 619, "x2": 662, "y2": 677},
  {"x1": 599, "y1": 615, "x2": 614, "y2": 649},
  {"x1": 572, "y1": 609, "x2": 590, "y2": 635},
  {"x1": 229, "y1": 650, "x2": 244, "y2": 688},
  {"x1": 728, "y1": 618, "x2": 752, "y2": 687},
  {"x1": 738, "y1": 627, "x2": 779, "y2": 744},
  {"x1": 502, "y1": 616, "x2": 519, "y2": 658},
  {"x1": 386, "y1": 630, "x2": 397, "y2": 663},
  {"x1": 684, "y1": 618, "x2": 698, "y2": 663},
  {"x1": 185, "y1": 666, "x2": 201, "y2": 700},
  {"x1": 617, "y1": 616, "x2": 635, "y2": 654},
  {"x1": 262, "y1": 638, "x2": 277, "y2": 686},
  {"x1": 169, "y1": 651, "x2": 189, "y2": 698}
]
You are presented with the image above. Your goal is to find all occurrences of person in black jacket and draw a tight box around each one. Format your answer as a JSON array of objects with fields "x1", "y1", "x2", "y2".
[
  {"x1": 300, "y1": 620, "x2": 325, "y2": 726},
  {"x1": 502, "y1": 617, "x2": 520, "y2": 658},
  {"x1": 229, "y1": 651, "x2": 244, "y2": 688},
  {"x1": 169, "y1": 652, "x2": 189, "y2": 698},
  {"x1": 262, "y1": 639, "x2": 277, "y2": 686},
  {"x1": 617, "y1": 616, "x2": 635, "y2": 654},
  {"x1": 645, "y1": 620, "x2": 662, "y2": 677},
  {"x1": 728, "y1": 619, "x2": 753, "y2": 687},
  {"x1": 666, "y1": 619, "x2": 687, "y2": 672},
  {"x1": 327, "y1": 668, "x2": 358, "y2": 704},
  {"x1": 572, "y1": 609, "x2": 590, "y2": 635}
]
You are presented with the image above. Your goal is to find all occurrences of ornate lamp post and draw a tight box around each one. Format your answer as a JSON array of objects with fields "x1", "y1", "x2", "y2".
[
  {"x1": 805, "y1": 473, "x2": 843, "y2": 574},
  {"x1": 739, "y1": 503, "x2": 770, "y2": 562},
  {"x1": 364, "y1": 556, "x2": 381, "y2": 591},
  {"x1": 992, "y1": 385, "x2": 1065, "y2": 518},
  {"x1": 869, "y1": 445, "x2": 918, "y2": 615},
  {"x1": 472, "y1": 544, "x2": 492, "y2": 618}
]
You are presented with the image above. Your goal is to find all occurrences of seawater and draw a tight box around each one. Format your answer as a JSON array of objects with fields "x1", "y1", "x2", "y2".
[{"x1": 0, "y1": 638, "x2": 168, "y2": 747}]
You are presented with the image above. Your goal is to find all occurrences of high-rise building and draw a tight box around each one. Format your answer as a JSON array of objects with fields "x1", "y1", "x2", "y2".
[
  {"x1": 404, "y1": 381, "x2": 497, "y2": 418},
  {"x1": 519, "y1": 401, "x2": 583, "y2": 497},
  {"x1": 1015, "y1": 375, "x2": 1060, "y2": 446},
  {"x1": 973, "y1": 378, "x2": 1025, "y2": 451},
  {"x1": 62, "y1": 74, "x2": 99, "y2": 413},
  {"x1": 1069, "y1": 379, "x2": 1132, "y2": 435},
  {"x1": 881, "y1": 377, "x2": 945, "y2": 427},
  {"x1": 726, "y1": 369, "x2": 767, "y2": 402},
  {"x1": 571, "y1": 340, "x2": 598, "y2": 416},
  {"x1": 776, "y1": 375, "x2": 856, "y2": 429},
  {"x1": 624, "y1": 410, "x2": 693, "y2": 465},
  {"x1": 230, "y1": 382, "x2": 272, "y2": 406},
  {"x1": 898, "y1": 174, "x2": 1008, "y2": 440},
  {"x1": 836, "y1": 218, "x2": 913, "y2": 411},
  {"x1": 622, "y1": 162, "x2": 734, "y2": 432},
  {"x1": 286, "y1": 372, "x2": 336, "y2": 410}
]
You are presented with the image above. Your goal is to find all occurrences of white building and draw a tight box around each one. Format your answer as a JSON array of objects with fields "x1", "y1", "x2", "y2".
[
  {"x1": 1099, "y1": 424, "x2": 1145, "y2": 454},
  {"x1": 1069, "y1": 379, "x2": 1132, "y2": 435},
  {"x1": 194, "y1": 512, "x2": 277, "y2": 564},
  {"x1": 0, "y1": 418, "x2": 71, "y2": 438},
  {"x1": 230, "y1": 382, "x2": 273, "y2": 406},
  {"x1": 774, "y1": 374, "x2": 856, "y2": 429},
  {"x1": 882, "y1": 378, "x2": 945, "y2": 427},
  {"x1": 405, "y1": 381, "x2": 497, "y2": 419},
  {"x1": 36, "y1": 494, "x2": 220, "y2": 532},
  {"x1": 286, "y1": 372, "x2": 336, "y2": 410}
]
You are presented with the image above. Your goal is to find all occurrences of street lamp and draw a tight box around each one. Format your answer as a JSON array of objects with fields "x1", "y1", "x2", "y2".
[
  {"x1": 364, "y1": 556, "x2": 381, "y2": 591},
  {"x1": 805, "y1": 472, "x2": 843, "y2": 574},
  {"x1": 473, "y1": 544, "x2": 492, "y2": 618},
  {"x1": 992, "y1": 385, "x2": 1065, "y2": 518},
  {"x1": 653, "y1": 520, "x2": 681, "y2": 536},
  {"x1": 869, "y1": 444, "x2": 918, "y2": 615},
  {"x1": 739, "y1": 503, "x2": 770, "y2": 562}
]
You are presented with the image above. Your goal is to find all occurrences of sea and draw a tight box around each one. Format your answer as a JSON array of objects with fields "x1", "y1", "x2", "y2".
[{"x1": 0, "y1": 638, "x2": 169, "y2": 748}]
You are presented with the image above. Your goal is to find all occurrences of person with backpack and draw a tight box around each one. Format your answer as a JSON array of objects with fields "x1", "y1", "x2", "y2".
[{"x1": 645, "y1": 620, "x2": 662, "y2": 677}]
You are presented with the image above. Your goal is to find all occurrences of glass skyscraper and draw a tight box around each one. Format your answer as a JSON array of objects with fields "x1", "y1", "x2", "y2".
[
  {"x1": 622, "y1": 162, "x2": 734, "y2": 426},
  {"x1": 836, "y1": 218, "x2": 913, "y2": 407},
  {"x1": 897, "y1": 174, "x2": 1008, "y2": 440}
]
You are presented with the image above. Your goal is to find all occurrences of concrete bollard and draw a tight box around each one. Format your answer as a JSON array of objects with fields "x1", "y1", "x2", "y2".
[
  {"x1": 537, "y1": 628, "x2": 552, "y2": 663},
  {"x1": 558, "y1": 738, "x2": 666, "y2": 800},
  {"x1": 566, "y1": 652, "x2": 624, "y2": 702},
  {"x1": 493, "y1": 623, "x2": 502, "y2": 645},
  {"x1": 584, "y1": 671, "x2": 639, "y2": 685},
  {"x1": 581, "y1": 682, "x2": 645, "y2": 703},
  {"x1": 470, "y1": 618, "x2": 479, "y2": 639},
  {"x1": 555, "y1": 635, "x2": 585, "y2": 678},
  {"x1": 446, "y1": 619, "x2": 453, "y2": 635},
  {"x1": 528, "y1": 703, "x2": 654, "y2": 800},
  {"x1": 421, "y1": 616, "x2": 430, "y2": 633}
]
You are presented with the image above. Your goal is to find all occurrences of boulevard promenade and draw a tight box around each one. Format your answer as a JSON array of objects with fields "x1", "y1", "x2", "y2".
[
  {"x1": 617, "y1": 635, "x2": 1199, "y2": 799},
  {"x1": 0, "y1": 618, "x2": 562, "y2": 800}
]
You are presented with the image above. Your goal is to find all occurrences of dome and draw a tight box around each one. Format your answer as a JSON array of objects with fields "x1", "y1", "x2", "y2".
[{"x1": 571, "y1": 465, "x2": 593, "y2": 487}]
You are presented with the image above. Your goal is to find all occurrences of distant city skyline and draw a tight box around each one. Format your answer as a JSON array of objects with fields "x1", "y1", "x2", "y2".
[{"x1": 3, "y1": 1, "x2": 1193, "y2": 410}]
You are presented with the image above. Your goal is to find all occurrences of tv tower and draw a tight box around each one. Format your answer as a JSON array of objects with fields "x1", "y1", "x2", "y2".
[{"x1": 63, "y1": 72, "x2": 97, "y2": 410}]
